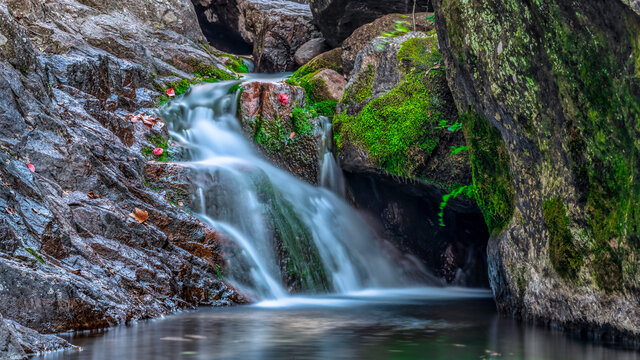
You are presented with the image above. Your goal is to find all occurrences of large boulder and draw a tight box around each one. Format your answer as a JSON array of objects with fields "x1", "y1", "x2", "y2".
[
  {"x1": 0, "y1": 314, "x2": 26, "y2": 360},
  {"x1": 192, "y1": 0, "x2": 321, "y2": 72},
  {"x1": 310, "y1": 0, "x2": 433, "y2": 47},
  {"x1": 434, "y1": 0, "x2": 640, "y2": 341}
]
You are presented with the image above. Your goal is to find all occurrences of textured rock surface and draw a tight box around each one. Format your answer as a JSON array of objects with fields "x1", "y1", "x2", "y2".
[
  {"x1": 193, "y1": 0, "x2": 321, "y2": 72},
  {"x1": 335, "y1": 31, "x2": 470, "y2": 189},
  {"x1": 0, "y1": 0, "x2": 244, "y2": 356},
  {"x1": 310, "y1": 69, "x2": 346, "y2": 102},
  {"x1": 294, "y1": 38, "x2": 330, "y2": 66},
  {"x1": 0, "y1": 314, "x2": 26, "y2": 360},
  {"x1": 239, "y1": 81, "x2": 323, "y2": 184},
  {"x1": 310, "y1": 0, "x2": 433, "y2": 47},
  {"x1": 434, "y1": 0, "x2": 640, "y2": 341},
  {"x1": 341, "y1": 13, "x2": 434, "y2": 76}
]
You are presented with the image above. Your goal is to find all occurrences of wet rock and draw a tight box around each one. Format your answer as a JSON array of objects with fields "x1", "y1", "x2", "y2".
[
  {"x1": 294, "y1": 38, "x2": 330, "y2": 66},
  {"x1": 0, "y1": 0, "x2": 246, "y2": 353},
  {"x1": 239, "y1": 81, "x2": 322, "y2": 184},
  {"x1": 434, "y1": 0, "x2": 640, "y2": 342},
  {"x1": 309, "y1": 69, "x2": 346, "y2": 102},
  {"x1": 4, "y1": 317, "x2": 73, "y2": 355},
  {"x1": 341, "y1": 13, "x2": 434, "y2": 76},
  {"x1": 309, "y1": 0, "x2": 433, "y2": 47},
  {"x1": 193, "y1": 0, "x2": 321, "y2": 72},
  {"x1": 0, "y1": 314, "x2": 26, "y2": 360}
]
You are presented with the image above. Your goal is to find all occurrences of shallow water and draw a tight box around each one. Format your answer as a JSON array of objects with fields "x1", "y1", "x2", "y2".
[{"x1": 40, "y1": 288, "x2": 639, "y2": 360}]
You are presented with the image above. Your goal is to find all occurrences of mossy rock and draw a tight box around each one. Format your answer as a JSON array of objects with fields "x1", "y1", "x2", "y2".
[{"x1": 335, "y1": 31, "x2": 471, "y2": 189}]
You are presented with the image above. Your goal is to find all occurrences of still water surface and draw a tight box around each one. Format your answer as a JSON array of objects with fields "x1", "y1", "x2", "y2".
[{"x1": 40, "y1": 288, "x2": 639, "y2": 360}]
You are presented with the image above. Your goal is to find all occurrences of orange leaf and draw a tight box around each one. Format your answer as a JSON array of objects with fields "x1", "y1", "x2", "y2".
[
  {"x1": 289, "y1": 132, "x2": 297, "y2": 139},
  {"x1": 128, "y1": 208, "x2": 149, "y2": 223}
]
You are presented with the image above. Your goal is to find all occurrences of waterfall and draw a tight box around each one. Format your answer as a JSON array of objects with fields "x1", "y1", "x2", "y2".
[{"x1": 161, "y1": 78, "x2": 408, "y2": 300}]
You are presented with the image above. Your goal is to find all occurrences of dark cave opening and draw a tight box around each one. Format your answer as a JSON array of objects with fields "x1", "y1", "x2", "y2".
[
  {"x1": 345, "y1": 170, "x2": 491, "y2": 288},
  {"x1": 192, "y1": 1, "x2": 253, "y2": 55}
]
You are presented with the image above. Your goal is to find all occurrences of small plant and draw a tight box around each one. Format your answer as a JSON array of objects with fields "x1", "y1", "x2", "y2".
[
  {"x1": 24, "y1": 247, "x2": 45, "y2": 264},
  {"x1": 216, "y1": 265, "x2": 223, "y2": 280},
  {"x1": 438, "y1": 185, "x2": 474, "y2": 226},
  {"x1": 450, "y1": 145, "x2": 469, "y2": 155}
]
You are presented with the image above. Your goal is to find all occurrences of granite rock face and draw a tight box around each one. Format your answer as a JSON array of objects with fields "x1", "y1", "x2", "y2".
[
  {"x1": 0, "y1": 0, "x2": 244, "y2": 357},
  {"x1": 434, "y1": 0, "x2": 640, "y2": 342},
  {"x1": 309, "y1": 0, "x2": 433, "y2": 47}
]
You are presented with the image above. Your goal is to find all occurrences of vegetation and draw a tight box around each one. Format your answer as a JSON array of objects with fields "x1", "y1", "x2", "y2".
[
  {"x1": 334, "y1": 33, "x2": 452, "y2": 177},
  {"x1": 142, "y1": 134, "x2": 172, "y2": 162},
  {"x1": 543, "y1": 197, "x2": 583, "y2": 280}
]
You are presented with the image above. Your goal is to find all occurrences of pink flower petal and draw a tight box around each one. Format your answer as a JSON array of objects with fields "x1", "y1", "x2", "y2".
[
  {"x1": 166, "y1": 88, "x2": 176, "y2": 97},
  {"x1": 27, "y1": 163, "x2": 35, "y2": 172},
  {"x1": 153, "y1": 148, "x2": 164, "y2": 156}
]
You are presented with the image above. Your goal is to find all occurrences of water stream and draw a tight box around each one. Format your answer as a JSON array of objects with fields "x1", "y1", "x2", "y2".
[
  {"x1": 37, "y1": 76, "x2": 640, "y2": 359},
  {"x1": 161, "y1": 76, "x2": 418, "y2": 299}
]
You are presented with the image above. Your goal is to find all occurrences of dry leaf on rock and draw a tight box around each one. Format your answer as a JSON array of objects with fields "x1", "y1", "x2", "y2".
[{"x1": 129, "y1": 208, "x2": 149, "y2": 223}]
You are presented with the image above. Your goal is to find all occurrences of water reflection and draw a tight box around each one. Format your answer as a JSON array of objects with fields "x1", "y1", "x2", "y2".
[{"x1": 40, "y1": 288, "x2": 639, "y2": 360}]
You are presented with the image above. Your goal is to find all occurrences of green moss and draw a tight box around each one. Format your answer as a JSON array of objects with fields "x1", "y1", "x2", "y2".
[
  {"x1": 543, "y1": 197, "x2": 583, "y2": 280},
  {"x1": 220, "y1": 54, "x2": 249, "y2": 73},
  {"x1": 335, "y1": 35, "x2": 453, "y2": 177},
  {"x1": 462, "y1": 110, "x2": 515, "y2": 236},
  {"x1": 142, "y1": 134, "x2": 172, "y2": 162},
  {"x1": 340, "y1": 64, "x2": 374, "y2": 105},
  {"x1": 292, "y1": 48, "x2": 343, "y2": 79}
]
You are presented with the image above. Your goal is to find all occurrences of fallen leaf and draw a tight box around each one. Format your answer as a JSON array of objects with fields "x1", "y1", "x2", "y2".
[
  {"x1": 27, "y1": 163, "x2": 35, "y2": 172},
  {"x1": 166, "y1": 88, "x2": 176, "y2": 97},
  {"x1": 289, "y1": 132, "x2": 296, "y2": 139},
  {"x1": 62, "y1": 190, "x2": 72, "y2": 194},
  {"x1": 178, "y1": 202, "x2": 184, "y2": 207},
  {"x1": 278, "y1": 93, "x2": 289, "y2": 106},
  {"x1": 153, "y1": 148, "x2": 164, "y2": 156},
  {"x1": 5, "y1": 207, "x2": 15, "y2": 215},
  {"x1": 127, "y1": 113, "x2": 162, "y2": 127},
  {"x1": 87, "y1": 192, "x2": 100, "y2": 199},
  {"x1": 128, "y1": 208, "x2": 149, "y2": 223},
  {"x1": 32, "y1": 208, "x2": 40, "y2": 214}
]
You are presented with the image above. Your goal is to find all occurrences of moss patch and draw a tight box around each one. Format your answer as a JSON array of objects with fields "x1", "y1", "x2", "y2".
[
  {"x1": 142, "y1": 134, "x2": 172, "y2": 162},
  {"x1": 543, "y1": 197, "x2": 583, "y2": 280},
  {"x1": 335, "y1": 34, "x2": 461, "y2": 177},
  {"x1": 462, "y1": 111, "x2": 515, "y2": 236},
  {"x1": 292, "y1": 48, "x2": 343, "y2": 79}
]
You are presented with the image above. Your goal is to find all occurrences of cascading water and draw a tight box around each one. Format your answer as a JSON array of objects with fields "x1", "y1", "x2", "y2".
[{"x1": 162, "y1": 76, "x2": 412, "y2": 300}]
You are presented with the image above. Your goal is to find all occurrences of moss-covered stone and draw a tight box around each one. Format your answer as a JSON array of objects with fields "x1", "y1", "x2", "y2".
[
  {"x1": 543, "y1": 197, "x2": 582, "y2": 280},
  {"x1": 292, "y1": 48, "x2": 343, "y2": 79},
  {"x1": 462, "y1": 110, "x2": 515, "y2": 236},
  {"x1": 335, "y1": 32, "x2": 470, "y2": 188},
  {"x1": 434, "y1": 0, "x2": 640, "y2": 336}
]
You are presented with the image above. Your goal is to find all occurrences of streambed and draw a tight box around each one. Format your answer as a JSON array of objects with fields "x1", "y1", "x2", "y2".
[{"x1": 40, "y1": 288, "x2": 639, "y2": 360}]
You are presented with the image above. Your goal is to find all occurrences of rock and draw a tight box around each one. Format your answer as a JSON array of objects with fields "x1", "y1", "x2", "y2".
[
  {"x1": 8, "y1": 0, "x2": 227, "y2": 78},
  {"x1": 310, "y1": 69, "x2": 346, "y2": 101},
  {"x1": 341, "y1": 13, "x2": 434, "y2": 76},
  {"x1": 336, "y1": 31, "x2": 470, "y2": 189},
  {"x1": 0, "y1": 314, "x2": 26, "y2": 360},
  {"x1": 295, "y1": 38, "x2": 330, "y2": 66},
  {"x1": 333, "y1": 28, "x2": 479, "y2": 285},
  {"x1": 193, "y1": 0, "x2": 322, "y2": 72},
  {"x1": 239, "y1": 81, "x2": 323, "y2": 184},
  {"x1": 4, "y1": 318, "x2": 73, "y2": 355},
  {"x1": 309, "y1": 0, "x2": 433, "y2": 47},
  {"x1": 623, "y1": 0, "x2": 640, "y2": 13},
  {"x1": 0, "y1": 0, "x2": 246, "y2": 353},
  {"x1": 434, "y1": 0, "x2": 640, "y2": 341}
]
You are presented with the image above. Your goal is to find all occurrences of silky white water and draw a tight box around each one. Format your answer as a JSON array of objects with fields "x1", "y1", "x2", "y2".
[{"x1": 161, "y1": 76, "x2": 411, "y2": 300}]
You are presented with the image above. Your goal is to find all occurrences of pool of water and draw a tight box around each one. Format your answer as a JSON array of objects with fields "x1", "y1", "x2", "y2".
[{"x1": 39, "y1": 288, "x2": 639, "y2": 359}]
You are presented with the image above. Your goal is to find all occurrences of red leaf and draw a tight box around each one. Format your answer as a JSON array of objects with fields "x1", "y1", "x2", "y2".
[
  {"x1": 153, "y1": 148, "x2": 164, "y2": 156},
  {"x1": 27, "y1": 163, "x2": 35, "y2": 172},
  {"x1": 278, "y1": 93, "x2": 289, "y2": 106},
  {"x1": 166, "y1": 88, "x2": 176, "y2": 97}
]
